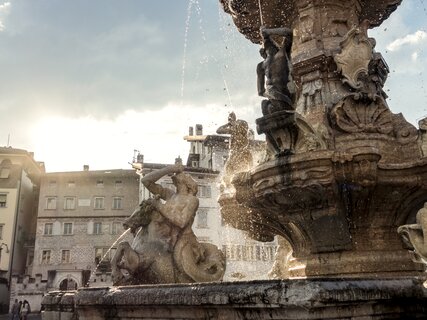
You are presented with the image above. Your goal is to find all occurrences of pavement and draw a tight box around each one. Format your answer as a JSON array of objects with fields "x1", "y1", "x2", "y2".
[{"x1": 0, "y1": 314, "x2": 41, "y2": 320}]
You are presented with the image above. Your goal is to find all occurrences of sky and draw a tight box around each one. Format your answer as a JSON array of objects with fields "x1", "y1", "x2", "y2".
[{"x1": 0, "y1": 1, "x2": 427, "y2": 172}]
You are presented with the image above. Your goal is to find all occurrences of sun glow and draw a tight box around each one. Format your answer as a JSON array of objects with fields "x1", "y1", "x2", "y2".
[{"x1": 29, "y1": 103, "x2": 255, "y2": 172}]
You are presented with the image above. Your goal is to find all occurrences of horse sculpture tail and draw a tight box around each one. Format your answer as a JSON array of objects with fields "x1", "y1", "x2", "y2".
[{"x1": 173, "y1": 233, "x2": 225, "y2": 282}]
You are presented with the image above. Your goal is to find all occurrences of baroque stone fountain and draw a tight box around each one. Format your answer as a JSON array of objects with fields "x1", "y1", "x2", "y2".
[
  {"x1": 41, "y1": 0, "x2": 427, "y2": 319},
  {"x1": 220, "y1": 0, "x2": 427, "y2": 278}
]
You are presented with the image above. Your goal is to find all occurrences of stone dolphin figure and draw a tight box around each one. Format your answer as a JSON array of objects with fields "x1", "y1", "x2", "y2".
[{"x1": 398, "y1": 203, "x2": 427, "y2": 264}]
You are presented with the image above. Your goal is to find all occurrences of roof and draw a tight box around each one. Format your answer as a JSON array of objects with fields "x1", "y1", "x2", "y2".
[
  {"x1": 44, "y1": 169, "x2": 137, "y2": 178},
  {"x1": 0, "y1": 146, "x2": 45, "y2": 174}
]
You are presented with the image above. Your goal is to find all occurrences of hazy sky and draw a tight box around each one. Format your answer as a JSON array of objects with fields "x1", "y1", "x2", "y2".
[{"x1": 0, "y1": 0, "x2": 427, "y2": 172}]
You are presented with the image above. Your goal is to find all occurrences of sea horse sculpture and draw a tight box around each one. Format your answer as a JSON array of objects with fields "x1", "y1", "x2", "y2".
[
  {"x1": 216, "y1": 112, "x2": 253, "y2": 191},
  {"x1": 398, "y1": 203, "x2": 427, "y2": 264},
  {"x1": 111, "y1": 163, "x2": 225, "y2": 285}
]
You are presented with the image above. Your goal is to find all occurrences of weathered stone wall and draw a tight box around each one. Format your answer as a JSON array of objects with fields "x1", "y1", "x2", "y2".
[{"x1": 10, "y1": 274, "x2": 47, "y2": 313}]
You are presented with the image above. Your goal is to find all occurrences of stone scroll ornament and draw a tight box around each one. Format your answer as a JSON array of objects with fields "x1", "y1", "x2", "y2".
[
  {"x1": 111, "y1": 164, "x2": 225, "y2": 285},
  {"x1": 398, "y1": 204, "x2": 427, "y2": 265}
]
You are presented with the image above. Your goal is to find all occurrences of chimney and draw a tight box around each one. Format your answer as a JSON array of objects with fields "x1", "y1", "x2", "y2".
[
  {"x1": 83, "y1": 165, "x2": 89, "y2": 171},
  {"x1": 189, "y1": 126, "x2": 194, "y2": 136},
  {"x1": 136, "y1": 153, "x2": 144, "y2": 164},
  {"x1": 195, "y1": 124, "x2": 203, "y2": 136}
]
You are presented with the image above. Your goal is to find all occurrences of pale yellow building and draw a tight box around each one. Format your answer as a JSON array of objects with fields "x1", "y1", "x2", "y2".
[{"x1": 0, "y1": 147, "x2": 44, "y2": 312}]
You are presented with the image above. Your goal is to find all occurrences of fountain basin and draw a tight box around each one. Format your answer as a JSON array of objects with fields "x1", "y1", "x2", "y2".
[
  {"x1": 220, "y1": 0, "x2": 402, "y2": 45},
  {"x1": 42, "y1": 277, "x2": 427, "y2": 319},
  {"x1": 225, "y1": 148, "x2": 427, "y2": 277}
]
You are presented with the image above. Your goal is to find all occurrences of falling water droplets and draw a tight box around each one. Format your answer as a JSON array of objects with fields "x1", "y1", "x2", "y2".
[{"x1": 181, "y1": 0, "x2": 196, "y2": 105}]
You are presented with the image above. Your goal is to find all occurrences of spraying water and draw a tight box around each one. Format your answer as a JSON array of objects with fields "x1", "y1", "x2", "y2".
[
  {"x1": 86, "y1": 228, "x2": 131, "y2": 287},
  {"x1": 182, "y1": 0, "x2": 235, "y2": 108},
  {"x1": 181, "y1": 0, "x2": 195, "y2": 105}
]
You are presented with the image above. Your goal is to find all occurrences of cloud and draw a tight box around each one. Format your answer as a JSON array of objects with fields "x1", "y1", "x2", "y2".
[
  {"x1": 0, "y1": 1, "x2": 10, "y2": 13},
  {"x1": 0, "y1": 1, "x2": 10, "y2": 31},
  {"x1": 386, "y1": 30, "x2": 427, "y2": 51}
]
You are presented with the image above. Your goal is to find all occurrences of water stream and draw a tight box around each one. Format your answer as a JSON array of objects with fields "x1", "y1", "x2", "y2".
[
  {"x1": 180, "y1": 0, "x2": 194, "y2": 105},
  {"x1": 85, "y1": 228, "x2": 131, "y2": 287}
]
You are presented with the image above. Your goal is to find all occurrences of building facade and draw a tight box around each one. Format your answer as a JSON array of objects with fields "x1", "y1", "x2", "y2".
[
  {"x1": 0, "y1": 147, "x2": 44, "y2": 312},
  {"x1": 182, "y1": 124, "x2": 277, "y2": 281},
  {"x1": 31, "y1": 167, "x2": 139, "y2": 292},
  {"x1": 10, "y1": 123, "x2": 277, "y2": 312}
]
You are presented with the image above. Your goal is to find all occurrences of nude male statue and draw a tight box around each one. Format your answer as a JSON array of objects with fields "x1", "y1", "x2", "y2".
[
  {"x1": 112, "y1": 161, "x2": 225, "y2": 284},
  {"x1": 257, "y1": 27, "x2": 293, "y2": 114}
]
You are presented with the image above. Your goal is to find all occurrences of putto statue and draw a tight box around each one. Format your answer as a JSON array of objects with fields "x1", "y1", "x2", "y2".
[
  {"x1": 398, "y1": 203, "x2": 427, "y2": 265},
  {"x1": 111, "y1": 163, "x2": 225, "y2": 285}
]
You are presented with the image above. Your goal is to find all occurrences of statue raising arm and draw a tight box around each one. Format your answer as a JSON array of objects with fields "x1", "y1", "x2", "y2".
[
  {"x1": 141, "y1": 164, "x2": 184, "y2": 201},
  {"x1": 257, "y1": 58, "x2": 266, "y2": 97},
  {"x1": 141, "y1": 163, "x2": 199, "y2": 229},
  {"x1": 261, "y1": 27, "x2": 292, "y2": 38}
]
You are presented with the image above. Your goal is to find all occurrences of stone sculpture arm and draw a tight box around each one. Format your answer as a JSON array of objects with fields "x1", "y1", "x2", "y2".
[
  {"x1": 261, "y1": 27, "x2": 292, "y2": 54},
  {"x1": 141, "y1": 164, "x2": 184, "y2": 200},
  {"x1": 257, "y1": 61, "x2": 266, "y2": 96},
  {"x1": 261, "y1": 27, "x2": 292, "y2": 38}
]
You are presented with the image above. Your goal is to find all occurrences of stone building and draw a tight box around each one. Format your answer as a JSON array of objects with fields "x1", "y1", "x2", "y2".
[
  {"x1": 0, "y1": 147, "x2": 44, "y2": 312},
  {"x1": 182, "y1": 124, "x2": 277, "y2": 281},
  {"x1": 31, "y1": 167, "x2": 139, "y2": 292}
]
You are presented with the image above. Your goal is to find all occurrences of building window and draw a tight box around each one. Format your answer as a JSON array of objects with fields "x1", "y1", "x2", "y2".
[
  {"x1": 111, "y1": 222, "x2": 122, "y2": 235},
  {"x1": 26, "y1": 250, "x2": 34, "y2": 267},
  {"x1": 44, "y1": 223, "x2": 53, "y2": 235},
  {"x1": 93, "y1": 222, "x2": 102, "y2": 235},
  {"x1": 64, "y1": 197, "x2": 76, "y2": 210},
  {"x1": 94, "y1": 247, "x2": 114, "y2": 264},
  {"x1": 48, "y1": 180, "x2": 56, "y2": 187},
  {"x1": 0, "y1": 168, "x2": 10, "y2": 179},
  {"x1": 41, "y1": 250, "x2": 51, "y2": 264},
  {"x1": 63, "y1": 223, "x2": 73, "y2": 235},
  {"x1": 67, "y1": 181, "x2": 75, "y2": 188},
  {"x1": 196, "y1": 209, "x2": 208, "y2": 228},
  {"x1": 223, "y1": 155, "x2": 228, "y2": 165},
  {"x1": 46, "y1": 197, "x2": 57, "y2": 210},
  {"x1": 61, "y1": 250, "x2": 71, "y2": 263},
  {"x1": 198, "y1": 185, "x2": 212, "y2": 198},
  {"x1": 112, "y1": 197, "x2": 122, "y2": 210},
  {"x1": 256, "y1": 246, "x2": 261, "y2": 261},
  {"x1": 94, "y1": 197, "x2": 104, "y2": 209},
  {"x1": 236, "y1": 245, "x2": 242, "y2": 260},
  {"x1": 0, "y1": 194, "x2": 6, "y2": 208},
  {"x1": 0, "y1": 224, "x2": 3, "y2": 239},
  {"x1": 115, "y1": 180, "x2": 122, "y2": 188},
  {"x1": 96, "y1": 180, "x2": 104, "y2": 187}
]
